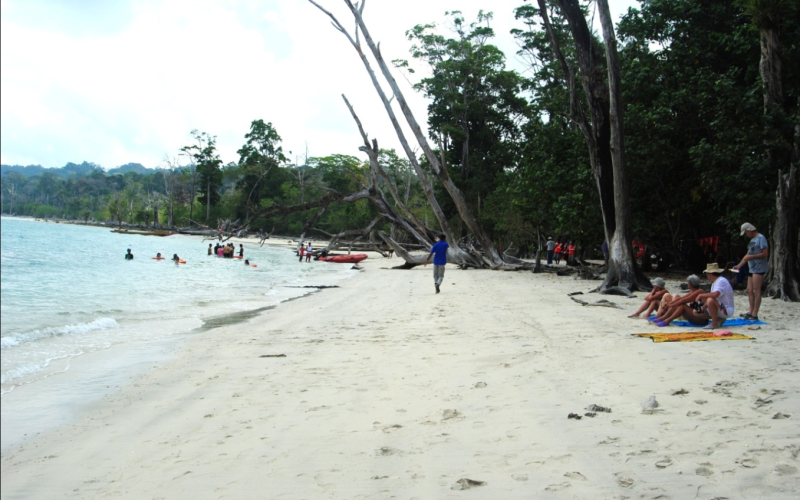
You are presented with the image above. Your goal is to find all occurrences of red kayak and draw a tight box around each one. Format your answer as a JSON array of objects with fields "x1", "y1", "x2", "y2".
[{"x1": 319, "y1": 254, "x2": 368, "y2": 263}]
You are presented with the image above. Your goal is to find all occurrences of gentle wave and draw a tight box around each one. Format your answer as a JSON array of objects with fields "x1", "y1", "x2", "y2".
[
  {"x1": 0, "y1": 317, "x2": 119, "y2": 349},
  {"x1": 0, "y1": 355, "x2": 72, "y2": 385}
]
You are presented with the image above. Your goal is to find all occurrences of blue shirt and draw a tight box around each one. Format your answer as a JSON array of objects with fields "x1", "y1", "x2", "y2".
[
  {"x1": 747, "y1": 233, "x2": 769, "y2": 274},
  {"x1": 430, "y1": 241, "x2": 449, "y2": 266}
]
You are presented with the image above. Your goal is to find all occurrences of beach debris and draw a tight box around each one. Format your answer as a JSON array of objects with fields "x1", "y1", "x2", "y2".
[
  {"x1": 377, "y1": 446, "x2": 399, "y2": 456},
  {"x1": 586, "y1": 404, "x2": 612, "y2": 413},
  {"x1": 587, "y1": 299, "x2": 621, "y2": 309},
  {"x1": 259, "y1": 354, "x2": 286, "y2": 358},
  {"x1": 748, "y1": 326, "x2": 761, "y2": 330},
  {"x1": 451, "y1": 478, "x2": 486, "y2": 490},
  {"x1": 694, "y1": 399, "x2": 708, "y2": 405},
  {"x1": 568, "y1": 413, "x2": 583, "y2": 420},
  {"x1": 671, "y1": 388, "x2": 689, "y2": 396},
  {"x1": 570, "y1": 296, "x2": 589, "y2": 306},
  {"x1": 754, "y1": 397, "x2": 773, "y2": 407},
  {"x1": 567, "y1": 291, "x2": 584, "y2": 296},
  {"x1": 442, "y1": 409, "x2": 463, "y2": 421},
  {"x1": 772, "y1": 412, "x2": 792, "y2": 419},
  {"x1": 641, "y1": 395, "x2": 659, "y2": 409},
  {"x1": 474, "y1": 381, "x2": 487, "y2": 388},
  {"x1": 584, "y1": 412, "x2": 596, "y2": 418}
]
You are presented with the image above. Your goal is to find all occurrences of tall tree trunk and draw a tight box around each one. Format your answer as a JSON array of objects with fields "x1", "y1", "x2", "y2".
[
  {"x1": 597, "y1": 0, "x2": 638, "y2": 289},
  {"x1": 752, "y1": 7, "x2": 800, "y2": 300},
  {"x1": 547, "y1": 0, "x2": 646, "y2": 290},
  {"x1": 765, "y1": 167, "x2": 800, "y2": 300}
]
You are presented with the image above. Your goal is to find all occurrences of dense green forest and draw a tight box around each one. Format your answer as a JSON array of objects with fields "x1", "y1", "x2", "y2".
[{"x1": 2, "y1": 0, "x2": 798, "y2": 272}]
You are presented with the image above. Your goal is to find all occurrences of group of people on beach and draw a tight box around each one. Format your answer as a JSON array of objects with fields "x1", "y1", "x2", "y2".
[
  {"x1": 297, "y1": 242, "x2": 313, "y2": 262},
  {"x1": 546, "y1": 238, "x2": 576, "y2": 265},
  {"x1": 628, "y1": 222, "x2": 769, "y2": 329},
  {"x1": 210, "y1": 243, "x2": 244, "y2": 259}
]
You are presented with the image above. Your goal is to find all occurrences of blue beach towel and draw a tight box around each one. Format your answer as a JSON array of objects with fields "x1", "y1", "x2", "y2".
[{"x1": 670, "y1": 318, "x2": 767, "y2": 328}]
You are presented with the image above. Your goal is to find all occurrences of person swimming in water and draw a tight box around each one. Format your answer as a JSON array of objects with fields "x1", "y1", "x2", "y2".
[
  {"x1": 172, "y1": 254, "x2": 180, "y2": 262},
  {"x1": 125, "y1": 249, "x2": 134, "y2": 260}
]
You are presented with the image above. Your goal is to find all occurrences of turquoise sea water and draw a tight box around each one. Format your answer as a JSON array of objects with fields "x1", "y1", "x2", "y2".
[{"x1": 0, "y1": 217, "x2": 355, "y2": 396}]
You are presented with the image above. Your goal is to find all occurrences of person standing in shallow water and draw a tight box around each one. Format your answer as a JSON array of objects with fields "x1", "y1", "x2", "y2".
[
  {"x1": 424, "y1": 235, "x2": 449, "y2": 294},
  {"x1": 125, "y1": 249, "x2": 134, "y2": 260}
]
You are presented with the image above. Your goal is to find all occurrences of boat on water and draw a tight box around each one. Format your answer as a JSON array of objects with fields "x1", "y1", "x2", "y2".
[{"x1": 111, "y1": 229, "x2": 174, "y2": 237}]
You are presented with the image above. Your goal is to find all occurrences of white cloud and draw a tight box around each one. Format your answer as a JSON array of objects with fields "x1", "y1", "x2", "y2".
[{"x1": 1, "y1": 0, "x2": 638, "y2": 168}]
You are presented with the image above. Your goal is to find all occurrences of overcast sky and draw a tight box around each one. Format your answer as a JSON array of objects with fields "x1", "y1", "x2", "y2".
[{"x1": 0, "y1": 0, "x2": 638, "y2": 170}]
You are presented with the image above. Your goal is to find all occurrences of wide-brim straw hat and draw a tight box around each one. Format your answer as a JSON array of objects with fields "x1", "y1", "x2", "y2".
[{"x1": 703, "y1": 262, "x2": 736, "y2": 274}]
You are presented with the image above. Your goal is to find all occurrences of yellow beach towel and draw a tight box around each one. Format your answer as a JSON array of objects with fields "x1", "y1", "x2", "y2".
[{"x1": 633, "y1": 332, "x2": 754, "y2": 343}]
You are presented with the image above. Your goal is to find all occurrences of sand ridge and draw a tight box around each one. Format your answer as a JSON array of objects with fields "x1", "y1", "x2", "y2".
[{"x1": 2, "y1": 255, "x2": 799, "y2": 499}]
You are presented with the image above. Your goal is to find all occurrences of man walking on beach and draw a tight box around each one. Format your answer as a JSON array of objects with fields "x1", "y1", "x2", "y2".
[
  {"x1": 733, "y1": 222, "x2": 769, "y2": 321},
  {"x1": 424, "y1": 235, "x2": 449, "y2": 294}
]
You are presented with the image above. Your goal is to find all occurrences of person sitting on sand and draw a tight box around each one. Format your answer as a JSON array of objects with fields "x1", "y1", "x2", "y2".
[
  {"x1": 649, "y1": 275, "x2": 705, "y2": 325},
  {"x1": 628, "y1": 277, "x2": 668, "y2": 319},
  {"x1": 125, "y1": 248, "x2": 134, "y2": 260},
  {"x1": 654, "y1": 265, "x2": 735, "y2": 329}
]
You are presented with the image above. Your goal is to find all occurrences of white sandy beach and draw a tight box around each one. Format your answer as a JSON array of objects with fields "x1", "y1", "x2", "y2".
[{"x1": 2, "y1": 254, "x2": 799, "y2": 499}]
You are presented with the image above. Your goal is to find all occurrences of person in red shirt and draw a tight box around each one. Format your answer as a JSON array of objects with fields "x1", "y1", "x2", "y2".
[
  {"x1": 554, "y1": 242, "x2": 563, "y2": 265},
  {"x1": 567, "y1": 241, "x2": 576, "y2": 264},
  {"x1": 298, "y1": 243, "x2": 306, "y2": 262}
]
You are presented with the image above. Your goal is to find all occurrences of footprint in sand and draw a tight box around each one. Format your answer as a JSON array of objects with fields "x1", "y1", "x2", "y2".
[
  {"x1": 377, "y1": 446, "x2": 400, "y2": 456},
  {"x1": 564, "y1": 471, "x2": 587, "y2": 481},
  {"x1": 614, "y1": 473, "x2": 634, "y2": 488},
  {"x1": 773, "y1": 464, "x2": 798, "y2": 476},
  {"x1": 655, "y1": 458, "x2": 673, "y2": 469},
  {"x1": 544, "y1": 482, "x2": 571, "y2": 491},
  {"x1": 696, "y1": 466, "x2": 714, "y2": 476},
  {"x1": 737, "y1": 458, "x2": 759, "y2": 468},
  {"x1": 512, "y1": 474, "x2": 528, "y2": 482}
]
